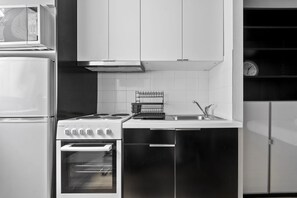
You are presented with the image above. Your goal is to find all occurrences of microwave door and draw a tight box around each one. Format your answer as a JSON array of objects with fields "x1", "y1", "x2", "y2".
[{"x1": 0, "y1": 7, "x2": 28, "y2": 44}]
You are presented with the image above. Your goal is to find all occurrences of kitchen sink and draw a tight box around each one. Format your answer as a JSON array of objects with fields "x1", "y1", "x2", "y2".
[{"x1": 169, "y1": 115, "x2": 224, "y2": 121}]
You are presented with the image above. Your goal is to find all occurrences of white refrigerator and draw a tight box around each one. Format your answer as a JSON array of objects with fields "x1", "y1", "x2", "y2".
[{"x1": 0, "y1": 57, "x2": 55, "y2": 198}]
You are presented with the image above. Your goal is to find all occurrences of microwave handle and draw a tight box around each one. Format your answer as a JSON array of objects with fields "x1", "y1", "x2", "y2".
[{"x1": 61, "y1": 144, "x2": 112, "y2": 152}]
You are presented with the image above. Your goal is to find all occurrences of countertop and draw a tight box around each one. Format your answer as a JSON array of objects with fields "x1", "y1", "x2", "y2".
[{"x1": 123, "y1": 115, "x2": 243, "y2": 129}]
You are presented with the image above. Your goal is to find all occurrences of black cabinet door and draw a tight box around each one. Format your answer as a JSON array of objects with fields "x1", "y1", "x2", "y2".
[
  {"x1": 124, "y1": 144, "x2": 174, "y2": 198},
  {"x1": 176, "y1": 128, "x2": 238, "y2": 198}
]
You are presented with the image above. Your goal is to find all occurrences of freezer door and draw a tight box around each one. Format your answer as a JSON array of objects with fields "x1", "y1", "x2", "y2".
[
  {"x1": 0, "y1": 118, "x2": 54, "y2": 198},
  {"x1": 0, "y1": 57, "x2": 54, "y2": 117},
  {"x1": 271, "y1": 102, "x2": 297, "y2": 193},
  {"x1": 243, "y1": 102, "x2": 269, "y2": 194}
]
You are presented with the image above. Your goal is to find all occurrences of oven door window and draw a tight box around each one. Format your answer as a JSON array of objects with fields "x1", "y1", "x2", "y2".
[{"x1": 61, "y1": 143, "x2": 116, "y2": 193}]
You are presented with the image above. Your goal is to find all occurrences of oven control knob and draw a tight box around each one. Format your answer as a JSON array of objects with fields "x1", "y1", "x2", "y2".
[
  {"x1": 96, "y1": 128, "x2": 104, "y2": 135},
  {"x1": 86, "y1": 128, "x2": 93, "y2": 135},
  {"x1": 105, "y1": 128, "x2": 112, "y2": 135},
  {"x1": 79, "y1": 128, "x2": 85, "y2": 135},
  {"x1": 71, "y1": 128, "x2": 78, "y2": 135},
  {"x1": 64, "y1": 128, "x2": 71, "y2": 136}
]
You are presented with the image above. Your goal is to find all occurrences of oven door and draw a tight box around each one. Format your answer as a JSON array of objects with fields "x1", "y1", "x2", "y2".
[{"x1": 57, "y1": 140, "x2": 121, "y2": 198}]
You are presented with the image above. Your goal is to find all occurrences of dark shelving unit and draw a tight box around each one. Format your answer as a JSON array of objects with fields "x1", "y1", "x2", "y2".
[{"x1": 244, "y1": 8, "x2": 297, "y2": 101}]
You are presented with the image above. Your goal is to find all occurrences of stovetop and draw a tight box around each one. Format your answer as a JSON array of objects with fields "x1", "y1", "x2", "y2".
[{"x1": 74, "y1": 113, "x2": 130, "y2": 120}]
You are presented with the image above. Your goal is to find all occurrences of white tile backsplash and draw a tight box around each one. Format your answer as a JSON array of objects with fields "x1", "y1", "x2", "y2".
[
  {"x1": 101, "y1": 91, "x2": 116, "y2": 102},
  {"x1": 97, "y1": 71, "x2": 211, "y2": 115}
]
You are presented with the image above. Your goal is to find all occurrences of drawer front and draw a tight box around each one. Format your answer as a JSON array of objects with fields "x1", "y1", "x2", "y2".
[{"x1": 124, "y1": 129, "x2": 175, "y2": 144}]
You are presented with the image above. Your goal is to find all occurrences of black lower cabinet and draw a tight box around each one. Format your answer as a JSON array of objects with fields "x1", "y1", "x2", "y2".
[
  {"x1": 123, "y1": 128, "x2": 238, "y2": 198},
  {"x1": 176, "y1": 128, "x2": 238, "y2": 198},
  {"x1": 123, "y1": 129, "x2": 175, "y2": 198}
]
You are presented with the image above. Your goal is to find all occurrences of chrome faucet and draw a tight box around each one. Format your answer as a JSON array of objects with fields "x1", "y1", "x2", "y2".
[
  {"x1": 204, "y1": 104, "x2": 214, "y2": 117},
  {"x1": 192, "y1": 100, "x2": 213, "y2": 117}
]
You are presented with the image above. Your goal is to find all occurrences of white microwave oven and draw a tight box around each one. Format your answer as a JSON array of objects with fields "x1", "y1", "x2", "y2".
[{"x1": 0, "y1": 5, "x2": 54, "y2": 50}]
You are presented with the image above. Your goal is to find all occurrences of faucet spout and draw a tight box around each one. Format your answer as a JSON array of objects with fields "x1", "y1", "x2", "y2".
[
  {"x1": 192, "y1": 100, "x2": 207, "y2": 117},
  {"x1": 205, "y1": 104, "x2": 214, "y2": 117}
]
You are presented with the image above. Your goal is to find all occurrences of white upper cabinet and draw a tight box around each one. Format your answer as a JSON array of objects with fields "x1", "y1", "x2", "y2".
[
  {"x1": 141, "y1": 0, "x2": 182, "y2": 61},
  {"x1": 141, "y1": 0, "x2": 223, "y2": 62},
  {"x1": 77, "y1": 0, "x2": 140, "y2": 61},
  {"x1": 109, "y1": 0, "x2": 140, "y2": 60},
  {"x1": 77, "y1": 0, "x2": 223, "y2": 64},
  {"x1": 183, "y1": 0, "x2": 223, "y2": 61},
  {"x1": 77, "y1": 0, "x2": 108, "y2": 61}
]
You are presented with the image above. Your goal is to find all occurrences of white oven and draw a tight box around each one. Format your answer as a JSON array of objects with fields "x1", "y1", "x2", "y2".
[{"x1": 56, "y1": 140, "x2": 121, "y2": 198}]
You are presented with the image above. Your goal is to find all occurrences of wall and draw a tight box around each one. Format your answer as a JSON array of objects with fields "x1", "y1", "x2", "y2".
[
  {"x1": 209, "y1": 0, "x2": 234, "y2": 120},
  {"x1": 233, "y1": 0, "x2": 244, "y2": 123},
  {"x1": 97, "y1": 0, "x2": 238, "y2": 120},
  {"x1": 97, "y1": 71, "x2": 210, "y2": 115}
]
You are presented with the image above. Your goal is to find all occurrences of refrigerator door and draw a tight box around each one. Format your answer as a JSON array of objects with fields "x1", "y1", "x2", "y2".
[
  {"x1": 243, "y1": 102, "x2": 269, "y2": 194},
  {"x1": 0, "y1": 57, "x2": 54, "y2": 117},
  {"x1": 271, "y1": 101, "x2": 297, "y2": 193},
  {"x1": 0, "y1": 117, "x2": 54, "y2": 198}
]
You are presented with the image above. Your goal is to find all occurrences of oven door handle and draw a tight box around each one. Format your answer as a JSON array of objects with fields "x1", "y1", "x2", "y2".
[{"x1": 60, "y1": 144, "x2": 112, "y2": 152}]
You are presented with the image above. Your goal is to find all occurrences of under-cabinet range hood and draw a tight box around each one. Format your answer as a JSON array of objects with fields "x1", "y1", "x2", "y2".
[{"x1": 78, "y1": 60, "x2": 145, "y2": 73}]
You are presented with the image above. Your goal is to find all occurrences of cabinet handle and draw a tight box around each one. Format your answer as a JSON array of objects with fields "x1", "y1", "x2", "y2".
[
  {"x1": 175, "y1": 128, "x2": 201, "y2": 131},
  {"x1": 182, "y1": 59, "x2": 189, "y2": 61},
  {"x1": 177, "y1": 59, "x2": 183, "y2": 61},
  {"x1": 149, "y1": 144, "x2": 175, "y2": 148},
  {"x1": 150, "y1": 128, "x2": 175, "y2": 131}
]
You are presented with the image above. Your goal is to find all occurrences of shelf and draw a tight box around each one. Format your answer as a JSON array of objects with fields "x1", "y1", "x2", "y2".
[
  {"x1": 245, "y1": 26, "x2": 297, "y2": 29},
  {"x1": 245, "y1": 76, "x2": 297, "y2": 79},
  {"x1": 244, "y1": 48, "x2": 297, "y2": 51},
  {"x1": 244, "y1": 8, "x2": 297, "y2": 101}
]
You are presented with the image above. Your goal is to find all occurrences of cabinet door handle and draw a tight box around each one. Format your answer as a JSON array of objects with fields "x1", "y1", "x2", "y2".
[
  {"x1": 176, "y1": 128, "x2": 201, "y2": 131},
  {"x1": 182, "y1": 59, "x2": 189, "y2": 61},
  {"x1": 149, "y1": 144, "x2": 175, "y2": 148},
  {"x1": 177, "y1": 59, "x2": 183, "y2": 61},
  {"x1": 150, "y1": 128, "x2": 175, "y2": 131}
]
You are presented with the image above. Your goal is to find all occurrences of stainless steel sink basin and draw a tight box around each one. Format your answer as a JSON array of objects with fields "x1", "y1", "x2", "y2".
[{"x1": 170, "y1": 115, "x2": 224, "y2": 121}]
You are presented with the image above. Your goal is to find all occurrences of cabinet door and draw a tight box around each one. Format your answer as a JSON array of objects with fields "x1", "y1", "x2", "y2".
[
  {"x1": 77, "y1": 0, "x2": 108, "y2": 61},
  {"x1": 124, "y1": 144, "x2": 174, "y2": 198},
  {"x1": 141, "y1": 0, "x2": 182, "y2": 61},
  {"x1": 243, "y1": 102, "x2": 269, "y2": 194},
  {"x1": 271, "y1": 102, "x2": 297, "y2": 193},
  {"x1": 109, "y1": 0, "x2": 140, "y2": 60},
  {"x1": 183, "y1": 0, "x2": 223, "y2": 61},
  {"x1": 176, "y1": 129, "x2": 238, "y2": 198}
]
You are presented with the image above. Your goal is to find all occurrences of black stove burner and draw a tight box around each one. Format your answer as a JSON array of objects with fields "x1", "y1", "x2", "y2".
[
  {"x1": 103, "y1": 116, "x2": 122, "y2": 120},
  {"x1": 94, "y1": 113, "x2": 109, "y2": 116},
  {"x1": 112, "y1": 113, "x2": 129, "y2": 116},
  {"x1": 76, "y1": 114, "x2": 106, "y2": 120},
  {"x1": 76, "y1": 116, "x2": 100, "y2": 120}
]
